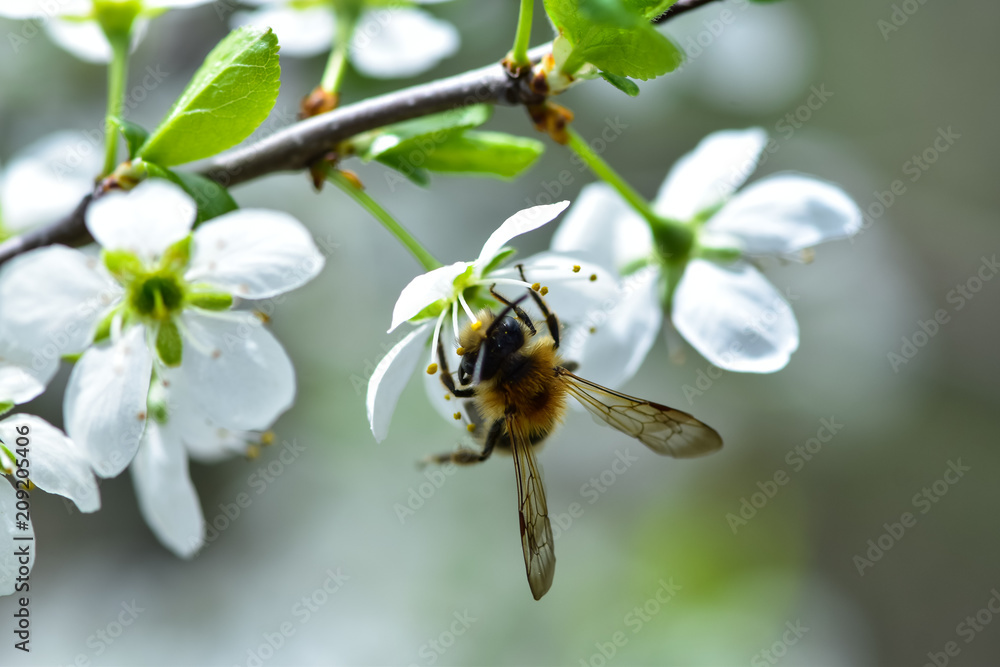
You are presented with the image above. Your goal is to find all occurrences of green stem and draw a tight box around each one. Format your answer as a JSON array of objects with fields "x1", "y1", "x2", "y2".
[
  {"x1": 102, "y1": 32, "x2": 131, "y2": 177},
  {"x1": 321, "y1": 6, "x2": 358, "y2": 94},
  {"x1": 327, "y1": 171, "x2": 441, "y2": 271},
  {"x1": 509, "y1": 0, "x2": 534, "y2": 68},
  {"x1": 320, "y1": 44, "x2": 349, "y2": 95},
  {"x1": 565, "y1": 127, "x2": 693, "y2": 257},
  {"x1": 565, "y1": 127, "x2": 659, "y2": 225}
]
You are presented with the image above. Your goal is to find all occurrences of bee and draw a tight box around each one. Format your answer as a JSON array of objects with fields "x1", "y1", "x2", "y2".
[{"x1": 426, "y1": 266, "x2": 723, "y2": 600}]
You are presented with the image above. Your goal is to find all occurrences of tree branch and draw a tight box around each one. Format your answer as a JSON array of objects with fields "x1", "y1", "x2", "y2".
[
  {"x1": 199, "y1": 59, "x2": 542, "y2": 188},
  {"x1": 0, "y1": 0, "x2": 721, "y2": 266}
]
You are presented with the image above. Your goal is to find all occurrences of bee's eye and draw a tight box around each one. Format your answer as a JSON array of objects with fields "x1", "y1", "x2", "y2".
[{"x1": 458, "y1": 350, "x2": 477, "y2": 385}]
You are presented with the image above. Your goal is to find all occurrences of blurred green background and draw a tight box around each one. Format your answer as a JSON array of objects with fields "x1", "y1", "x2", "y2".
[{"x1": 1, "y1": 0, "x2": 998, "y2": 665}]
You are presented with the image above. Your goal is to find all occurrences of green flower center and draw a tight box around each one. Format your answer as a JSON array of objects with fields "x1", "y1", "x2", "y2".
[{"x1": 130, "y1": 272, "x2": 186, "y2": 320}]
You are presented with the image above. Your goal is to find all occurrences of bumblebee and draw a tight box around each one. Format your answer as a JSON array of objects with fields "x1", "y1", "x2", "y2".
[{"x1": 427, "y1": 268, "x2": 723, "y2": 600}]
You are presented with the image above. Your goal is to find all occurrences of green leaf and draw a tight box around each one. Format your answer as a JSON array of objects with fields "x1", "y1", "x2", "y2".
[
  {"x1": 579, "y1": 0, "x2": 642, "y2": 27},
  {"x1": 622, "y1": 0, "x2": 676, "y2": 20},
  {"x1": 353, "y1": 105, "x2": 493, "y2": 160},
  {"x1": 156, "y1": 320, "x2": 183, "y2": 367},
  {"x1": 144, "y1": 163, "x2": 238, "y2": 224},
  {"x1": 574, "y1": 25, "x2": 683, "y2": 79},
  {"x1": 356, "y1": 105, "x2": 502, "y2": 186},
  {"x1": 372, "y1": 154, "x2": 431, "y2": 187},
  {"x1": 599, "y1": 70, "x2": 640, "y2": 96},
  {"x1": 544, "y1": 0, "x2": 684, "y2": 79},
  {"x1": 137, "y1": 26, "x2": 281, "y2": 167},
  {"x1": 170, "y1": 171, "x2": 239, "y2": 224},
  {"x1": 376, "y1": 131, "x2": 544, "y2": 180},
  {"x1": 111, "y1": 118, "x2": 149, "y2": 160}
]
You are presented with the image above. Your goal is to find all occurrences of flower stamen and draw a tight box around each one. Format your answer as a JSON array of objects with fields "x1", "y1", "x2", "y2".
[
  {"x1": 457, "y1": 291, "x2": 479, "y2": 328},
  {"x1": 428, "y1": 307, "x2": 448, "y2": 375}
]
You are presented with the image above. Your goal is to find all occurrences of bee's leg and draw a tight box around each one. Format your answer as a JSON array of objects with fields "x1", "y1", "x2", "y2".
[
  {"x1": 420, "y1": 419, "x2": 502, "y2": 467},
  {"x1": 436, "y1": 337, "x2": 475, "y2": 398},
  {"x1": 489, "y1": 285, "x2": 536, "y2": 336},
  {"x1": 516, "y1": 264, "x2": 561, "y2": 349}
]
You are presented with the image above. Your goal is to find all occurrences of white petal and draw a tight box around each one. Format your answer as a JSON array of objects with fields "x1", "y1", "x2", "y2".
[
  {"x1": 475, "y1": 201, "x2": 570, "y2": 270},
  {"x1": 0, "y1": 364, "x2": 46, "y2": 405},
  {"x1": 672, "y1": 259, "x2": 798, "y2": 373},
  {"x1": 550, "y1": 183, "x2": 652, "y2": 271},
  {"x1": 705, "y1": 174, "x2": 863, "y2": 255},
  {"x1": 0, "y1": 0, "x2": 79, "y2": 18},
  {"x1": 558, "y1": 266, "x2": 663, "y2": 389},
  {"x1": 186, "y1": 209, "x2": 324, "y2": 300},
  {"x1": 64, "y1": 325, "x2": 152, "y2": 477},
  {"x1": 389, "y1": 262, "x2": 469, "y2": 333},
  {"x1": 654, "y1": 128, "x2": 768, "y2": 221},
  {"x1": 367, "y1": 323, "x2": 430, "y2": 442},
  {"x1": 231, "y1": 6, "x2": 334, "y2": 58},
  {"x1": 0, "y1": 131, "x2": 102, "y2": 234},
  {"x1": 0, "y1": 415, "x2": 100, "y2": 513},
  {"x1": 131, "y1": 419, "x2": 204, "y2": 558},
  {"x1": 178, "y1": 312, "x2": 295, "y2": 430},
  {"x1": 44, "y1": 18, "x2": 112, "y2": 63},
  {"x1": 0, "y1": 481, "x2": 33, "y2": 597},
  {"x1": 0, "y1": 323, "x2": 55, "y2": 403},
  {"x1": 350, "y1": 8, "x2": 459, "y2": 78},
  {"x1": 0, "y1": 246, "x2": 121, "y2": 376},
  {"x1": 43, "y1": 16, "x2": 148, "y2": 63},
  {"x1": 152, "y1": 372, "x2": 252, "y2": 463},
  {"x1": 421, "y1": 320, "x2": 465, "y2": 426},
  {"x1": 86, "y1": 180, "x2": 195, "y2": 258},
  {"x1": 494, "y1": 251, "x2": 619, "y2": 325}
]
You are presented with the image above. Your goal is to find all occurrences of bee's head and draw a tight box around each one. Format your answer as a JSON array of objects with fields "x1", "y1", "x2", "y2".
[{"x1": 458, "y1": 314, "x2": 525, "y2": 385}]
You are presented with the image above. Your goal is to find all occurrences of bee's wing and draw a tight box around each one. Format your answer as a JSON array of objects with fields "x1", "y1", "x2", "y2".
[
  {"x1": 505, "y1": 414, "x2": 555, "y2": 600},
  {"x1": 557, "y1": 368, "x2": 723, "y2": 458}
]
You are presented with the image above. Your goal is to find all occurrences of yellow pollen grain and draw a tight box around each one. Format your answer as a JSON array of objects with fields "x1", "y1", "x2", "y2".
[
  {"x1": 261, "y1": 431, "x2": 276, "y2": 446},
  {"x1": 572, "y1": 265, "x2": 581, "y2": 273},
  {"x1": 444, "y1": 394, "x2": 452, "y2": 401},
  {"x1": 466, "y1": 424, "x2": 476, "y2": 432},
  {"x1": 531, "y1": 282, "x2": 541, "y2": 291},
  {"x1": 589, "y1": 326, "x2": 597, "y2": 334},
  {"x1": 456, "y1": 346, "x2": 466, "y2": 355},
  {"x1": 471, "y1": 321, "x2": 483, "y2": 331},
  {"x1": 453, "y1": 412, "x2": 461, "y2": 420},
  {"x1": 426, "y1": 363, "x2": 439, "y2": 375},
  {"x1": 540, "y1": 286, "x2": 549, "y2": 296},
  {"x1": 246, "y1": 445, "x2": 261, "y2": 460},
  {"x1": 589, "y1": 273, "x2": 597, "y2": 282}
]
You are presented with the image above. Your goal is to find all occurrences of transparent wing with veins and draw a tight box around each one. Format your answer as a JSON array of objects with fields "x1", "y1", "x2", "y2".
[
  {"x1": 506, "y1": 414, "x2": 555, "y2": 600},
  {"x1": 556, "y1": 368, "x2": 723, "y2": 458}
]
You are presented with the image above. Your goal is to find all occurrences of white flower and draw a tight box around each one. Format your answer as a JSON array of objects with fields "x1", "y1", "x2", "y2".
[
  {"x1": 0, "y1": 138, "x2": 103, "y2": 407},
  {"x1": 0, "y1": 131, "x2": 103, "y2": 237},
  {"x1": 233, "y1": 0, "x2": 459, "y2": 78},
  {"x1": 0, "y1": 180, "x2": 324, "y2": 479},
  {"x1": 367, "y1": 201, "x2": 617, "y2": 442},
  {"x1": 0, "y1": 0, "x2": 209, "y2": 63},
  {"x1": 130, "y1": 371, "x2": 268, "y2": 557},
  {"x1": 0, "y1": 415, "x2": 100, "y2": 596},
  {"x1": 553, "y1": 128, "x2": 862, "y2": 374}
]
